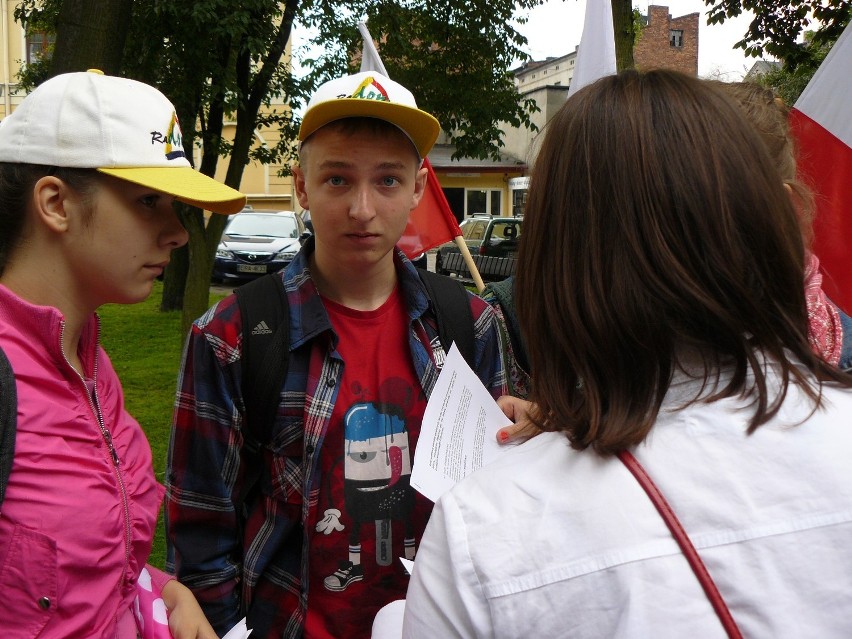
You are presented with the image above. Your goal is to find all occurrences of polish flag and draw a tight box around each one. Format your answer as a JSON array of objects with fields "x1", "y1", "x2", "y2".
[{"x1": 789, "y1": 21, "x2": 852, "y2": 313}]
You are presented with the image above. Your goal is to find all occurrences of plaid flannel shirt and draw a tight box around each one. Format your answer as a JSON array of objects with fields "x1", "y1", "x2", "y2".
[{"x1": 165, "y1": 243, "x2": 507, "y2": 638}]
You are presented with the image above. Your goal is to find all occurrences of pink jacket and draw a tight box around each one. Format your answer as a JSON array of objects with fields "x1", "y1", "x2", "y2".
[{"x1": 0, "y1": 284, "x2": 171, "y2": 638}]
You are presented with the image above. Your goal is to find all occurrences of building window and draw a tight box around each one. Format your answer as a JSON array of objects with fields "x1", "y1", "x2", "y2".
[
  {"x1": 670, "y1": 29, "x2": 684, "y2": 48},
  {"x1": 512, "y1": 188, "x2": 527, "y2": 217},
  {"x1": 26, "y1": 32, "x2": 55, "y2": 64},
  {"x1": 465, "y1": 189, "x2": 502, "y2": 217}
]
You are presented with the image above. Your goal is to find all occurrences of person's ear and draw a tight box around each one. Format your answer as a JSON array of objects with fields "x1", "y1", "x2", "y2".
[
  {"x1": 410, "y1": 165, "x2": 428, "y2": 210},
  {"x1": 32, "y1": 176, "x2": 72, "y2": 234},
  {"x1": 292, "y1": 166, "x2": 309, "y2": 211}
]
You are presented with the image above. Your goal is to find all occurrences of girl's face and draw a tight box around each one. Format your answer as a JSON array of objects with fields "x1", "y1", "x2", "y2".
[{"x1": 64, "y1": 174, "x2": 188, "y2": 309}]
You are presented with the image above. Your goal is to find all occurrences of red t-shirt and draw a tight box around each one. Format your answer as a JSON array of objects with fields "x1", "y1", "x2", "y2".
[{"x1": 304, "y1": 286, "x2": 433, "y2": 638}]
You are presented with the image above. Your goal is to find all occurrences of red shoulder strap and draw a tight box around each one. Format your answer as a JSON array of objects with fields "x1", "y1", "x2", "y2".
[{"x1": 617, "y1": 450, "x2": 743, "y2": 639}]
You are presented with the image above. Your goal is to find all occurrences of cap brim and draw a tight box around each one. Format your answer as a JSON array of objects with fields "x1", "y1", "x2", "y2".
[
  {"x1": 98, "y1": 166, "x2": 247, "y2": 215},
  {"x1": 299, "y1": 99, "x2": 440, "y2": 159}
]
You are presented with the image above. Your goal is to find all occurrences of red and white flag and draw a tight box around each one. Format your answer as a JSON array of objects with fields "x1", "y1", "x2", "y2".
[
  {"x1": 358, "y1": 20, "x2": 462, "y2": 259},
  {"x1": 790, "y1": 21, "x2": 852, "y2": 313}
]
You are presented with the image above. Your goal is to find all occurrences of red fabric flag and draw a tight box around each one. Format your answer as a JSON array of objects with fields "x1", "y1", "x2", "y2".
[
  {"x1": 790, "y1": 22, "x2": 852, "y2": 314},
  {"x1": 398, "y1": 157, "x2": 462, "y2": 259}
]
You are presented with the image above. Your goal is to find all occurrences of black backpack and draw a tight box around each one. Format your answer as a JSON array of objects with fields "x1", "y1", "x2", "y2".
[
  {"x1": 233, "y1": 268, "x2": 476, "y2": 449},
  {"x1": 0, "y1": 346, "x2": 17, "y2": 509}
]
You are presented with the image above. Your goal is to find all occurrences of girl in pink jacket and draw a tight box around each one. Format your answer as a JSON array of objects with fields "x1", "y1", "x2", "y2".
[{"x1": 0, "y1": 71, "x2": 245, "y2": 638}]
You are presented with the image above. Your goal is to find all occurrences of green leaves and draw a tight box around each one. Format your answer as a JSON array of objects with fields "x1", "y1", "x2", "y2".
[
  {"x1": 703, "y1": 0, "x2": 851, "y2": 70},
  {"x1": 298, "y1": 0, "x2": 541, "y2": 160}
]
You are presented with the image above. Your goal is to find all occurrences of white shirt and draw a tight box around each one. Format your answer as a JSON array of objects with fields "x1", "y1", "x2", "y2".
[{"x1": 402, "y1": 369, "x2": 852, "y2": 638}]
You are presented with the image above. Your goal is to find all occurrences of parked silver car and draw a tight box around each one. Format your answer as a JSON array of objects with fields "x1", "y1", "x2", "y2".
[{"x1": 213, "y1": 209, "x2": 310, "y2": 282}]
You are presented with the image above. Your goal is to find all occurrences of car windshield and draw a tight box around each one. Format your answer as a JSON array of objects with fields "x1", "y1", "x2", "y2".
[{"x1": 226, "y1": 214, "x2": 300, "y2": 239}]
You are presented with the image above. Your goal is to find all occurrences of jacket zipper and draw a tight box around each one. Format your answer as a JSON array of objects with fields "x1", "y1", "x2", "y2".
[{"x1": 60, "y1": 320, "x2": 133, "y2": 574}]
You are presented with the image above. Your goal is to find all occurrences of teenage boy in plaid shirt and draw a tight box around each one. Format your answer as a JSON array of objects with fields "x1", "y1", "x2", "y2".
[{"x1": 165, "y1": 71, "x2": 509, "y2": 638}]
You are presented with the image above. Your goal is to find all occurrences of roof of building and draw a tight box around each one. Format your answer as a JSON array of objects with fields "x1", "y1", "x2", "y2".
[
  {"x1": 511, "y1": 50, "x2": 577, "y2": 78},
  {"x1": 427, "y1": 143, "x2": 527, "y2": 173},
  {"x1": 744, "y1": 60, "x2": 781, "y2": 81}
]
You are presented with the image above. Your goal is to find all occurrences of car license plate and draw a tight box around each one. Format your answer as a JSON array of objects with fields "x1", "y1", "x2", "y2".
[{"x1": 238, "y1": 264, "x2": 267, "y2": 274}]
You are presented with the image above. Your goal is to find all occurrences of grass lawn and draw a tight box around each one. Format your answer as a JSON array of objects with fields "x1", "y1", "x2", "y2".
[{"x1": 98, "y1": 281, "x2": 226, "y2": 569}]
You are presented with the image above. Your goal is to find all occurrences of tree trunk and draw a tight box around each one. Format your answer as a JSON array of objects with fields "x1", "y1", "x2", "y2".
[
  {"x1": 49, "y1": 0, "x2": 133, "y2": 76},
  {"x1": 611, "y1": 0, "x2": 635, "y2": 72},
  {"x1": 160, "y1": 238, "x2": 188, "y2": 313},
  {"x1": 180, "y1": 212, "x2": 225, "y2": 335}
]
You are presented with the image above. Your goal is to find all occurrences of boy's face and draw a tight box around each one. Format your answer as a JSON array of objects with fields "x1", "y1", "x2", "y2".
[{"x1": 293, "y1": 123, "x2": 427, "y2": 272}]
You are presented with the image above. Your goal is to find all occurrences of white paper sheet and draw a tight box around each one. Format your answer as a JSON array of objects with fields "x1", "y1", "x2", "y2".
[
  {"x1": 222, "y1": 618, "x2": 252, "y2": 639},
  {"x1": 410, "y1": 344, "x2": 513, "y2": 503}
]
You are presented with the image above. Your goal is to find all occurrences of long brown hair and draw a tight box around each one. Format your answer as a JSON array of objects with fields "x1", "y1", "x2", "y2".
[
  {"x1": 516, "y1": 70, "x2": 851, "y2": 455},
  {"x1": 712, "y1": 81, "x2": 815, "y2": 243}
]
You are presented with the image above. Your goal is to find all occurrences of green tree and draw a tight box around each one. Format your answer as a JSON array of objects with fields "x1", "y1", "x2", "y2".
[
  {"x1": 298, "y1": 1, "x2": 540, "y2": 162},
  {"x1": 122, "y1": 0, "x2": 302, "y2": 328},
  {"x1": 703, "y1": 0, "x2": 851, "y2": 69},
  {"x1": 15, "y1": 0, "x2": 541, "y2": 331},
  {"x1": 757, "y1": 31, "x2": 835, "y2": 104}
]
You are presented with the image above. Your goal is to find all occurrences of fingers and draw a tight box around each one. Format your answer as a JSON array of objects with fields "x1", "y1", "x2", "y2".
[
  {"x1": 496, "y1": 419, "x2": 538, "y2": 444},
  {"x1": 495, "y1": 396, "x2": 539, "y2": 444},
  {"x1": 496, "y1": 395, "x2": 532, "y2": 423}
]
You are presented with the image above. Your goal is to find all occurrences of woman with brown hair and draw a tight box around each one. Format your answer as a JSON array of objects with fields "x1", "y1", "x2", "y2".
[
  {"x1": 402, "y1": 70, "x2": 852, "y2": 637},
  {"x1": 714, "y1": 80, "x2": 852, "y2": 371}
]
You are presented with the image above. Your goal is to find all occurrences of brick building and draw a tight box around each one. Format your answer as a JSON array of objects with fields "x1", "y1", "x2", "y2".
[{"x1": 634, "y1": 5, "x2": 699, "y2": 76}]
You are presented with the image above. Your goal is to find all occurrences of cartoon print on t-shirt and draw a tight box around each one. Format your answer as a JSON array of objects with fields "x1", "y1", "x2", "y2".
[{"x1": 317, "y1": 378, "x2": 417, "y2": 592}]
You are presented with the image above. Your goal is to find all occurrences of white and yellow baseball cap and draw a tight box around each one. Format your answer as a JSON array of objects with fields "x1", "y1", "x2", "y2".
[
  {"x1": 299, "y1": 71, "x2": 440, "y2": 159},
  {"x1": 0, "y1": 70, "x2": 246, "y2": 214}
]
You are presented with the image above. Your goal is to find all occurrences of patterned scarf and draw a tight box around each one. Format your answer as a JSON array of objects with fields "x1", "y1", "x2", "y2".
[{"x1": 804, "y1": 251, "x2": 842, "y2": 366}]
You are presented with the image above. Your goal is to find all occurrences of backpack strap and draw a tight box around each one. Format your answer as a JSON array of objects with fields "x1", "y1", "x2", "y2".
[
  {"x1": 0, "y1": 346, "x2": 17, "y2": 509},
  {"x1": 235, "y1": 273, "x2": 291, "y2": 446},
  {"x1": 233, "y1": 273, "x2": 290, "y2": 539},
  {"x1": 417, "y1": 269, "x2": 476, "y2": 369}
]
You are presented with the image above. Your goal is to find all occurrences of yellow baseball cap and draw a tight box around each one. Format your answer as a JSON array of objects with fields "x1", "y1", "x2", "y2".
[
  {"x1": 0, "y1": 70, "x2": 246, "y2": 214},
  {"x1": 299, "y1": 71, "x2": 440, "y2": 159}
]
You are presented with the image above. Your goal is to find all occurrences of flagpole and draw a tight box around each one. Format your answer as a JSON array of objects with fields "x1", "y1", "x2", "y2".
[{"x1": 454, "y1": 237, "x2": 486, "y2": 292}]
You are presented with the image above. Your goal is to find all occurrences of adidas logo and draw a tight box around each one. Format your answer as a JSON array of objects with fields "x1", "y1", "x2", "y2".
[{"x1": 251, "y1": 320, "x2": 273, "y2": 335}]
